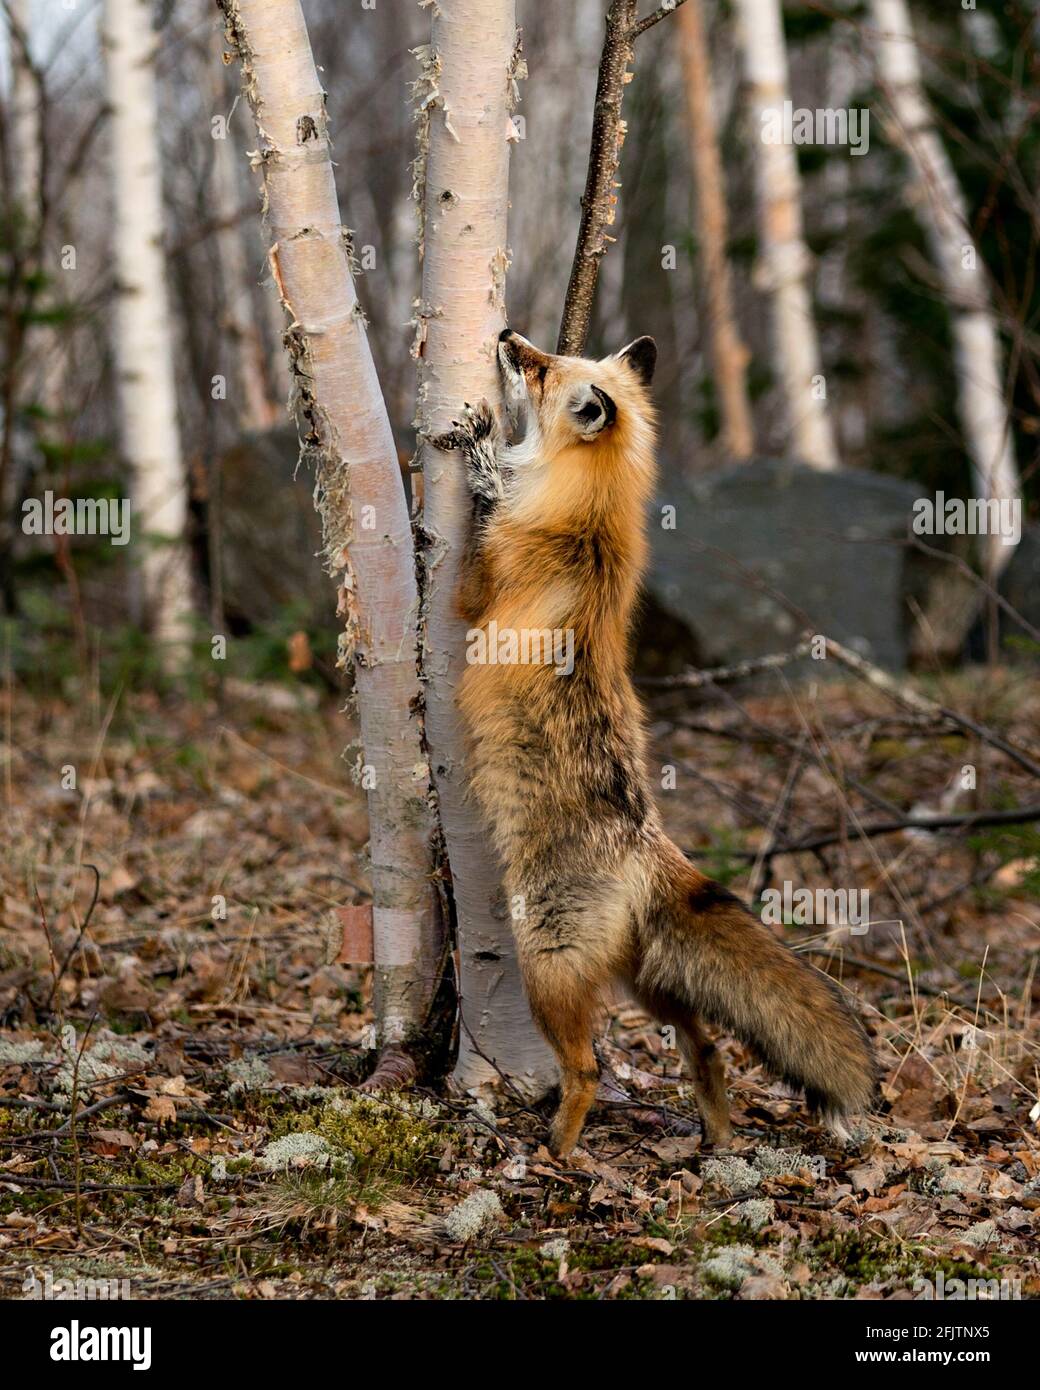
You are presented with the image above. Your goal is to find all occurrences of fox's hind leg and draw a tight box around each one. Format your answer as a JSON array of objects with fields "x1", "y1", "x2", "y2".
[
  {"x1": 635, "y1": 985, "x2": 732, "y2": 1146},
  {"x1": 676, "y1": 1016, "x2": 732, "y2": 1147},
  {"x1": 520, "y1": 950, "x2": 602, "y2": 1158}
]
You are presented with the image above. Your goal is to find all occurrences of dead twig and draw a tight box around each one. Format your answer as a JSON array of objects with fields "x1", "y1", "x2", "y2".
[
  {"x1": 43, "y1": 863, "x2": 101, "y2": 1013},
  {"x1": 725, "y1": 801, "x2": 1040, "y2": 864},
  {"x1": 631, "y1": 0, "x2": 690, "y2": 41}
]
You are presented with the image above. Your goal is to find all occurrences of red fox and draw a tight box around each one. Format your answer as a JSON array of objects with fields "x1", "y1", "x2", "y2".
[{"x1": 434, "y1": 330, "x2": 876, "y2": 1157}]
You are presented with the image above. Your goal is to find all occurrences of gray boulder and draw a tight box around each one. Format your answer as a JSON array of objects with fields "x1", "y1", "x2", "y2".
[{"x1": 647, "y1": 458, "x2": 923, "y2": 671}]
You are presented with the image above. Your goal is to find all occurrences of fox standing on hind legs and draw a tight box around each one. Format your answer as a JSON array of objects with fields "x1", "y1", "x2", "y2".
[{"x1": 435, "y1": 328, "x2": 876, "y2": 1157}]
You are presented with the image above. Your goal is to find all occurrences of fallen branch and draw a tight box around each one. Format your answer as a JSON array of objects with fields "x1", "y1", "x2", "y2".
[
  {"x1": 654, "y1": 629, "x2": 1040, "y2": 780},
  {"x1": 730, "y1": 801, "x2": 1040, "y2": 863},
  {"x1": 820, "y1": 634, "x2": 1040, "y2": 780},
  {"x1": 640, "y1": 641, "x2": 813, "y2": 688},
  {"x1": 801, "y1": 949, "x2": 978, "y2": 1006}
]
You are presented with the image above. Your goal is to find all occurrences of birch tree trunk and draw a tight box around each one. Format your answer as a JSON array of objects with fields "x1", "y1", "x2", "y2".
[
  {"x1": 9, "y1": 0, "x2": 41, "y2": 223},
  {"x1": 870, "y1": 0, "x2": 1020, "y2": 582},
  {"x1": 1, "y1": 0, "x2": 42, "y2": 605},
  {"x1": 818, "y1": 14, "x2": 866, "y2": 458},
  {"x1": 102, "y1": 0, "x2": 194, "y2": 661},
  {"x1": 733, "y1": 0, "x2": 838, "y2": 469},
  {"x1": 677, "y1": 0, "x2": 754, "y2": 460},
  {"x1": 413, "y1": 1, "x2": 555, "y2": 1094},
  {"x1": 218, "y1": 0, "x2": 441, "y2": 1049}
]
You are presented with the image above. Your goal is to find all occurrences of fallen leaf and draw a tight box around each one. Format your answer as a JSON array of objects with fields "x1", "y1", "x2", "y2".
[{"x1": 143, "y1": 1095, "x2": 177, "y2": 1125}]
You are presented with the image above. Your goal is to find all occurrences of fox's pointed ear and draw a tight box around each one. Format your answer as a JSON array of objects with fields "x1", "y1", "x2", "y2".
[{"x1": 616, "y1": 336, "x2": 657, "y2": 386}]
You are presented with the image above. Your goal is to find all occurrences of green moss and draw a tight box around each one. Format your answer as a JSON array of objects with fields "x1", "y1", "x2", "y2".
[
  {"x1": 807, "y1": 1231, "x2": 991, "y2": 1296},
  {"x1": 269, "y1": 1093, "x2": 447, "y2": 1180},
  {"x1": 469, "y1": 1239, "x2": 661, "y2": 1300}
]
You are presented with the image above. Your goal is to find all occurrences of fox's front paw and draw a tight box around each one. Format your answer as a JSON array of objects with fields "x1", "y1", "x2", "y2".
[
  {"x1": 430, "y1": 399, "x2": 498, "y2": 454},
  {"x1": 430, "y1": 425, "x2": 465, "y2": 453},
  {"x1": 460, "y1": 398, "x2": 497, "y2": 443}
]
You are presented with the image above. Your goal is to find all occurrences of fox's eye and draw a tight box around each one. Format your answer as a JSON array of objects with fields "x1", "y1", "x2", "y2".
[{"x1": 570, "y1": 384, "x2": 616, "y2": 436}]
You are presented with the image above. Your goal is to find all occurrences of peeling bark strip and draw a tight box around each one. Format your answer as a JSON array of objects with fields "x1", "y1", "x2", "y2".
[
  {"x1": 217, "y1": 0, "x2": 441, "y2": 1048},
  {"x1": 557, "y1": 0, "x2": 637, "y2": 357},
  {"x1": 102, "y1": 0, "x2": 194, "y2": 665},
  {"x1": 413, "y1": 0, "x2": 555, "y2": 1094}
]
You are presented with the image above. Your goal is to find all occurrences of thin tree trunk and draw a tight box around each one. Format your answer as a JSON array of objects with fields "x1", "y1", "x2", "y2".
[
  {"x1": 102, "y1": 0, "x2": 194, "y2": 661},
  {"x1": 817, "y1": 13, "x2": 866, "y2": 459},
  {"x1": 209, "y1": 59, "x2": 279, "y2": 434},
  {"x1": 676, "y1": 0, "x2": 754, "y2": 460},
  {"x1": 556, "y1": 1, "x2": 692, "y2": 359},
  {"x1": 0, "y1": 0, "x2": 42, "y2": 613},
  {"x1": 558, "y1": 0, "x2": 637, "y2": 356},
  {"x1": 218, "y1": 0, "x2": 441, "y2": 1049},
  {"x1": 870, "y1": 0, "x2": 1020, "y2": 583},
  {"x1": 413, "y1": 1, "x2": 555, "y2": 1094},
  {"x1": 9, "y1": 0, "x2": 40, "y2": 221},
  {"x1": 733, "y1": 0, "x2": 838, "y2": 469}
]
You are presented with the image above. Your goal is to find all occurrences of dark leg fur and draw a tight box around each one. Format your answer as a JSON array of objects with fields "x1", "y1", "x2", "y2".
[
  {"x1": 635, "y1": 983, "x2": 733, "y2": 1146},
  {"x1": 431, "y1": 400, "x2": 505, "y2": 623},
  {"x1": 430, "y1": 399, "x2": 503, "y2": 505}
]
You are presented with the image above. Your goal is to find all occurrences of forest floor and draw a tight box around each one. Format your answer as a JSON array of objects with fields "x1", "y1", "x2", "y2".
[{"x1": 1, "y1": 664, "x2": 1039, "y2": 1301}]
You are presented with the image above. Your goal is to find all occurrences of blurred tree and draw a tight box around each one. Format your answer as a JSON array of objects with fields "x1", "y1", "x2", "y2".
[
  {"x1": 102, "y1": 0, "x2": 193, "y2": 664},
  {"x1": 7, "y1": 0, "x2": 39, "y2": 220},
  {"x1": 870, "y1": 0, "x2": 1020, "y2": 587},
  {"x1": 733, "y1": 0, "x2": 838, "y2": 468},
  {"x1": 207, "y1": 56, "x2": 278, "y2": 436},
  {"x1": 677, "y1": 0, "x2": 754, "y2": 459}
]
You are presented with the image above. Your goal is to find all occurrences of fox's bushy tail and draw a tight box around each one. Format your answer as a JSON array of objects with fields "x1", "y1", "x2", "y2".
[{"x1": 638, "y1": 839, "x2": 877, "y2": 1126}]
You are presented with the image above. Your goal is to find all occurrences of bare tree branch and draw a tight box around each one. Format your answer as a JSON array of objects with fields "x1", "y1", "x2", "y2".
[
  {"x1": 631, "y1": 0, "x2": 690, "y2": 41},
  {"x1": 557, "y1": 0, "x2": 637, "y2": 355}
]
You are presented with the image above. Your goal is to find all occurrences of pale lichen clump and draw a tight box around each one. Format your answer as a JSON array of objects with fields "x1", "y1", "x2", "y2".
[
  {"x1": 751, "y1": 1146, "x2": 817, "y2": 1179},
  {"x1": 445, "y1": 1189, "x2": 504, "y2": 1242},
  {"x1": 540, "y1": 1237, "x2": 570, "y2": 1261},
  {"x1": 699, "y1": 1244, "x2": 783, "y2": 1292},
  {"x1": 260, "y1": 1130, "x2": 352, "y2": 1174},
  {"x1": 55, "y1": 1035, "x2": 150, "y2": 1095},
  {"x1": 702, "y1": 1146, "x2": 819, "y2": 1195},
  {"x1": 700, "y1": 1154, "x2": 759, "y2": 1194},
  {"x1": 960, "y1": 1219, "x2": 998, "y2": 1248},
  {"x1": 736, "y1": 1198, "x2": 776, "y2": 1231},
  {"x1": 0, "y1": 1039, "x2": 46, "y2": 1065},
  {"x1": 224, "y1": 1055, "x2": 274, "y2": 1099}
]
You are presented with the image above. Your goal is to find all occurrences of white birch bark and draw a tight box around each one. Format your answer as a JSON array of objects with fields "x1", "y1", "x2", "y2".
[
  {"x1": 817, "y1": 17, "x2": 866, "y2": 456},
  {"x1": 102, "y1": 0, "x2": 194, "y2": 660},
  {"x1": 413, "y1": 1, "x2": 555, "y2": 1094},
  {"x1": 8, "y1": 0, "x2": 40, "y2": 221},
  {"x1": 733, "y1": 0, "x2": 838, "y2": 469},
  {"x1": 218, "y1": 0, "x2": 440, "y2": 1044},
  {"x1": 870, "y1": 0, "x2": 1020, "y2": 579}
]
